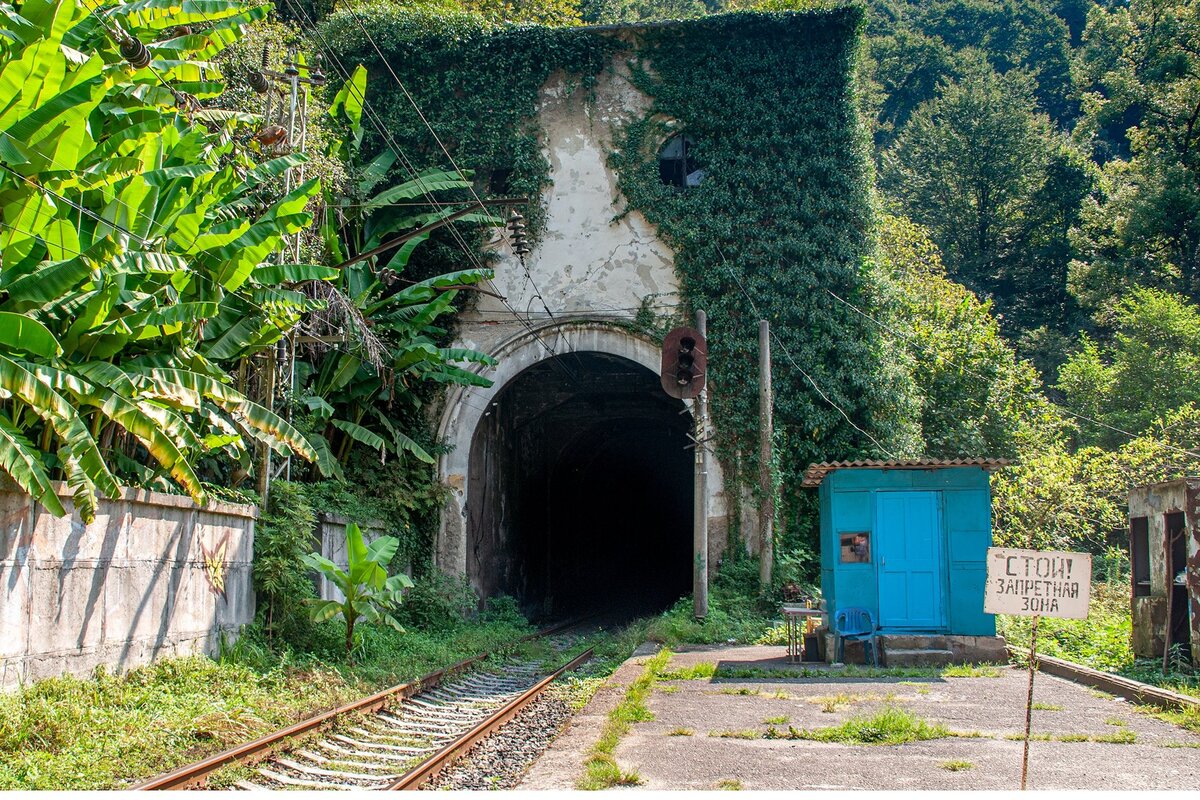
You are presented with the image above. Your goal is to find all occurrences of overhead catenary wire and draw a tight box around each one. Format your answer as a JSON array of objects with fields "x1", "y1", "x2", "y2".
[
  {"x1": 280, "y1": 0, "x2": 577, "y2": 381},
  {"x1": 821, "y1": 286, "x2": 1200, "y2": 461},
  {"x1": 332, "y1": 1, "x2": 578, "y2": 367},
  {"x1": 717, "y1": 251, "x2": 900, "y2": 459}
]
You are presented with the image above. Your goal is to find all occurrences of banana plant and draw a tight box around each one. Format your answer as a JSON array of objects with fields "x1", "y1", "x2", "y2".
[
  {"x1": 0, "y1": 0, "x2": 329, "y2": 519},
  {"x1": 292, "y1": 69, "x2": 500, "y2": 470},
  {"x1": 301, "y1": 522, "x2": 413, "y2": 655}
]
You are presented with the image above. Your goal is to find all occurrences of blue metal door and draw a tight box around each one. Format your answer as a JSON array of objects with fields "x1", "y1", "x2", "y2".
[{"x1": 876, "y1": 491, "x2": 945, "y2": 630}]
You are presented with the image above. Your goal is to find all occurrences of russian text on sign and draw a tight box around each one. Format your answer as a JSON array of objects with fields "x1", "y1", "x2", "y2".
[{"x1": 983, "y1": 547, "x2": 1091, "y2": 620}]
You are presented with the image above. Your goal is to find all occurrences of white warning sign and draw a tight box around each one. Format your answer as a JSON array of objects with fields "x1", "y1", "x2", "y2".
[{"x1": 984, "y1": 547, "x2": 1092, "y2": 619}]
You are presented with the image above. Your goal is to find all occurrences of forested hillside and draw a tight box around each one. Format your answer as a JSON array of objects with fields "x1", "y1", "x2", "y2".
[{"x1": 566, "y1": 0, "x2": 1200, "y2": 559}]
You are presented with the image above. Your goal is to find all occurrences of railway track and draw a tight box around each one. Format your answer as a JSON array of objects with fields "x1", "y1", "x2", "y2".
[{"x1": 135, "y1": 626, "x2": 593, "y2": 791}]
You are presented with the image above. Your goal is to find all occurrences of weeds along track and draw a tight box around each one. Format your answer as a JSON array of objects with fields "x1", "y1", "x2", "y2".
[{"x1": 135, "y1": 623, "x2": 593, "y2": 791}]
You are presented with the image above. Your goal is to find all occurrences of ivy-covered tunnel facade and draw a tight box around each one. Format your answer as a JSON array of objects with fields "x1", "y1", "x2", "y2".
[{"x1": 466, "y1": 352, "x2": 693, "y2": 619}]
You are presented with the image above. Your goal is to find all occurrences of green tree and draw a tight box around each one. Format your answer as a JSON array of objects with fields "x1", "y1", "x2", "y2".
[
  {"x1": 875, "y1": 215, "x2": 1066, "y2": 459},
  {"x1": 1074, "y1": 0, "x2": 1200, "y2": 303},
  {"x1": 1057, "y1": 287, "x2": 1200, "y2": 446},
  {"x1": 882, "y1": 58, "x2": 1089, "y2": 336}
]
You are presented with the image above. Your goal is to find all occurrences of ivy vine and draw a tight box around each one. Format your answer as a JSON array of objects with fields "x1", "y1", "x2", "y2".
[
  {"x1": 610, "y1": 10, "x2": 921, "y2": 535},
  {"x1": 320, "y1": 8, "x2": 621, "y2": 276},
  {"x1": 324, "y1": 8, "x2": 921, "y2": 550}
]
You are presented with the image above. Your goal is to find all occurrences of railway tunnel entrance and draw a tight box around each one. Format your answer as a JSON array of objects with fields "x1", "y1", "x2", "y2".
[{"x1": 465, "y1": 351, "x2": 693, "y2": 620}]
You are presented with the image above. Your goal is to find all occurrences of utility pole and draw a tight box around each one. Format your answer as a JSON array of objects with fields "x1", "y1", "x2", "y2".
[
  {"x1": 694, "y1": 310, "x2": 709, "y2": 620},
  {"x1": 250, "y1": 47, "x2": 323, "y2": 510},
  {"x1": 759, "y1": 319, "x2": 774, "y2": 590}
]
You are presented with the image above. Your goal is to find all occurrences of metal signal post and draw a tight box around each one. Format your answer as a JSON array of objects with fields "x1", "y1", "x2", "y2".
[{"x1": 662, "y1": 319, "x2": 710, "y2": 619}]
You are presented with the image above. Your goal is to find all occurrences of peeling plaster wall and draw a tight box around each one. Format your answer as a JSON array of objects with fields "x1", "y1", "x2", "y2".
[
  {"x1": 435, "y1": 56, "x2": 731, "y2": 593},
  {"x1": 456, "y1": 57, "x2": 679, "y2": 356},
  {"x1": 0, "y1": 485, "x2": 255, "y2": 690}
]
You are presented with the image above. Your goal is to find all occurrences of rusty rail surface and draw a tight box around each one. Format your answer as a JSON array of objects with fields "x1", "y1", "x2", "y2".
[
  {"x1": 386, "y1": 647, "x2": 594, "y2": 790},
  {"x1": 1009, "y1": 646, "x2": 1200, "y2": 712},
  {"x1": 135, "y1": 619, "x2": 586, "y2": 790}
]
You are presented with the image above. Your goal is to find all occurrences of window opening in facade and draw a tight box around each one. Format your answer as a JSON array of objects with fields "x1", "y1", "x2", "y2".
[{"x1": 659, "y1": 135, "x2": 704, "y2": 188}]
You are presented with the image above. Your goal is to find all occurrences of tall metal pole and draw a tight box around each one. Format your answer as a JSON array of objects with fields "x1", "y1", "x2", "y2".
[
  {"x1": 759, "y1": 319, "x2": 774, "y2": 590},
  {"x1": 1021, "y1": 614, "x2": 1040, "y2": 790},
  {"x1": 693, "y1": 310, "x2": 709, "y2": 620}
]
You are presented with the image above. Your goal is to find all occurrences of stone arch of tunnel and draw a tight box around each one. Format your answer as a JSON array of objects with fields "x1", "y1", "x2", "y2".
[
  {"x1": 465, "y1": 351, "x2": 693, "y2": 619},
  {"x1": 439, "y1": 321, "x2": 700, "y2": 623}
]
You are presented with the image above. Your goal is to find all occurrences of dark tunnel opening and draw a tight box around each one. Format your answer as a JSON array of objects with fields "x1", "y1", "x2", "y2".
[{"x1": 466, "y1": 352, "x2": 693, "y2": 621}]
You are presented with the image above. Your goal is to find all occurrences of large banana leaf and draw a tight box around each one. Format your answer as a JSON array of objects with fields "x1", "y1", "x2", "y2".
[
  {"x1": 0, "y1": 312, "x2": 61, "y2": 357},
  {"x1": 0, "y1": 412, "x2": 65, "y2": 516},
  {"x1": 130, "y1": 367, "x2": 318, "y2": 461}
]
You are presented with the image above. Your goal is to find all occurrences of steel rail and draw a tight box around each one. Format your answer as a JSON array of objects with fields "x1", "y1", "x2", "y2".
[
  {"x1": 386, "y1": 647, "x2": 594, "y2": 790},
  {"x1": 1008, "y1": 646, "x2": 1200, "y2": 712},
  {"x1": 135, "y1": 620, "x2": 584, "y2": 790}
]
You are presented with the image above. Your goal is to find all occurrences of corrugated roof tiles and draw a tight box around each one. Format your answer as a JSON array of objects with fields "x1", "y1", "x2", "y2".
[{"x1": 800, "y1": 457, "x2": 1011, "y2": 488}]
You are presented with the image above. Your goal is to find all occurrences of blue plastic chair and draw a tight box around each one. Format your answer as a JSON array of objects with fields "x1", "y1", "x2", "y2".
[{"x1": 834, "y1": 607, "x2": 879, "y2": 666}]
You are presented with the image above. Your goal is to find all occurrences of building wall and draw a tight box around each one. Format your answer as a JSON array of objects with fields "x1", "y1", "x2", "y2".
[
  {"x1": 0, "y1": 484, "x2": 256, "y2": 690},
  {"x1": 1128, "y1": 478, "x2": 1200, "y2": 664},
  {"x1": 456, "y1": 54, "x2": 679, "y2": 357},
  {"x1": 315, "y1": 513, "x2": 409, "y2": 603},
  {"x1": 435, "y1": 54, "x2": 731, "y2": 590},
  {"x1": 818, "y1": 467, "x2": 995, "y2": 637}
]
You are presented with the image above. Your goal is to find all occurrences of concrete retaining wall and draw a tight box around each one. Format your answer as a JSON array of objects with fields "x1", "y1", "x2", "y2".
[
  {"x1": 0, "y1": 484, "x2": 257, "y2": 690},
  {"x1": 315, "y1": 513, "x2": 409, "y2": 602}
]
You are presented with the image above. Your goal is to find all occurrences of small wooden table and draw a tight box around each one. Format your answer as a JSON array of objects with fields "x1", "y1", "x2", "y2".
[{"x1": 781, "y1": 605, "x2": 822, "y2": 663}]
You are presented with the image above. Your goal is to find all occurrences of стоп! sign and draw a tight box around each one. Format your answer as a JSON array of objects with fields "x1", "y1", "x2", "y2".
[{"x1": 984, "y1": 547, "x2": 1091, "y2": 619}]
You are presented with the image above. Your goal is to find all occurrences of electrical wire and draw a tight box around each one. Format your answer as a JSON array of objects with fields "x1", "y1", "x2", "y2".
[
  {"x1": 280, "y1": 0, "x2": 577, "y2": 380},
  {"x1": 334, "y1": 2, "x2": 574, "y2": 355},
  {"x1": 821, "y1": 286, "x2": 1200, "y2": 461},
  {"x1": 717, "y1": 251, "x2": 900, "y2": 459}
]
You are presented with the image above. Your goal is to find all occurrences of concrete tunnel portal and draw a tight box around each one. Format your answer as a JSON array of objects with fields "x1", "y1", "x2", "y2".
[{"x1": 465, "y1": 351, "x2": 694, "y2": 620}]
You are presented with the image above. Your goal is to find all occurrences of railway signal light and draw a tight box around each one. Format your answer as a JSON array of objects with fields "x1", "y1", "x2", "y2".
[{"x1": 661, "y1": 326, "x2": 706, "y2": 399}]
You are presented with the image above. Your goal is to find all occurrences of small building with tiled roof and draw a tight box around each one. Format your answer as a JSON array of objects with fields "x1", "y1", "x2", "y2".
[{"x1": 802, "y1": 458, "x2": 1010, "y2": 664}]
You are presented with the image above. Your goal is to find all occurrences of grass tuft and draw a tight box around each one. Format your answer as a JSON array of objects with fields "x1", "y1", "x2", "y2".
[
  {"x1": 667, "y1": 727, "x2": 693, "y2": 736},
  {"x1": 766, "y1": 706, "x2": 950, "y2": 745},
  {"x1": 763, "y1": 715, "x2": 789, "y2": 725},
  {"x1": 941, "y1": 664, "x2": 1002, "y2": 678},
  {"x1": 939, "y1": 760, "x2": 974, "y2": 771},
  {"x1": 659, "y1": 662, "x2": 717, "y2": 681},
  {"x1": 716, "y1": 778, "x2": 744, "y2": 790},
  {"x1": 1031, "y1": 702, "x2": 1064, "y2": 711},
  {"x1": 577, "y1": 648, "x2": 671, "y2": 790}
]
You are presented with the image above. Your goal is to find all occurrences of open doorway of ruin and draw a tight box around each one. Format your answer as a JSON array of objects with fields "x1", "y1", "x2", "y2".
[
  {"x1": 1165, "y1": 512, "x2": 1193, "y2": 664},
  {"x1": 465, "y1": 352, "x2": 693, "y2": 621}
]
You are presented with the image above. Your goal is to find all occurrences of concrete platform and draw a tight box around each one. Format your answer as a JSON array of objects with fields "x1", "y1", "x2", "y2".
[{"x1": 519, "y1": 643, "x2": 1200, "y2": 790}]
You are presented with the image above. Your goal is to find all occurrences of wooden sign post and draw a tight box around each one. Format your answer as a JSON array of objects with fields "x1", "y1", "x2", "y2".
[{"x1": 984, "y1": 547, "x2": 1092, "y2": 790}]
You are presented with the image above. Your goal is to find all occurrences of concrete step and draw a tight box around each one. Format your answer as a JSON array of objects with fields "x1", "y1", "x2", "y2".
[
  {"x1": 879, "y1": 634, "x2": 949, "y2": 650},
  {"x1": 885, "y1": 647, "x2": 957, "y2": 667}
]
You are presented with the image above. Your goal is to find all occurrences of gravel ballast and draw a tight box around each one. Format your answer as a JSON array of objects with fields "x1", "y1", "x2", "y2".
[{"x1": 421, "y1": 689, "x2": 574, "y2": 790}]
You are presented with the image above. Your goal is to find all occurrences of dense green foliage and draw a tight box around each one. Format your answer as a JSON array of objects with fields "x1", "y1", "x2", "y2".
[
  {"x1": 302, "y1": 523, "x2": 415, "y2": 654},
  {"x1": 0, "y1": 0, "x2": 324, "y2": 518},
  {"x1": 612, "y1": 10, "x2": 921, "y2": 511},
  {"x1": 0, "y1": 618, "x2": 534, "y2": 789},
  {"x1": 318, "y1": 5, "x2": 618, "y2": 261}
]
